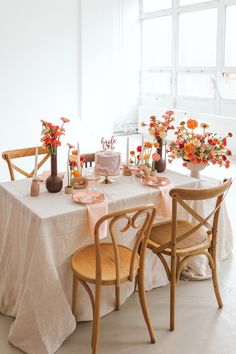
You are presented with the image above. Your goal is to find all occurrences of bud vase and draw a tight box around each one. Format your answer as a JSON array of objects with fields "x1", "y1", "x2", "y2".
[
  {"x1": 46, "y1": 152, "x2": 63, "y2": 193},
  {"x1": 154, "y1": 136, "x2": 166, "y2": 172}
]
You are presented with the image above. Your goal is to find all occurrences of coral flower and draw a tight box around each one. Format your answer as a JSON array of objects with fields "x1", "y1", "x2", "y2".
[
  {"x1": 152, "y1": 152, "x2": 160, "y2": 161},
  {"x1": 67, "y1": 143, "x2": 75, "y2": 149},
  {"x1": 144, "y1": 141, "x2": 152, "y2": 149},
  {"x1": 200, "y1": 123, "x2": 209, "y2": 129},
  {"x1": 130, "y1": 150, "x2": 135, "y2": 156},
  {"x1": 73, "y1": 170, "x2": 81, "y2": 177},
  {"x1": 166, "y1": 110, "x2": 174, "y2": 116},
  {"x1": 184, "y1": 143, "x2": 194, "y2": 153},
  {"x1": 143, "y1": 153, "x2": 150, "y2": 161},
  {"x1": 187, "y1": 119, "x2": 198, "y2": 130},
  {"x1": 61, "y1": 117, "x2": 70, "y2": 123}
]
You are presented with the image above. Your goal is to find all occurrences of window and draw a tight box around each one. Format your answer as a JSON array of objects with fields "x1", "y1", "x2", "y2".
[
  {"x1": 225, "y1": 5, "x2": 236, "y2": 67},
  {"x1": 142, "y1": 72, "x2": 171, "y2": 95},
  {"x1": 142, "y1": 16, "x2": 172, "y2": 67},
  {"x1": 180, "y1": 0, "x2": 214, "y2": 5},
  {"x1": 178, "y1": 73, "x2": 215, "y2": 98},
  {"x1": 142, "y1": 0, "x2": 172, "y2": 13},
  {"x1": 140, "y1": 0, "x2": 236, "y2": 117},
  {"x1": 178, "y1": 9, "x2": 217, "y2": 67}
]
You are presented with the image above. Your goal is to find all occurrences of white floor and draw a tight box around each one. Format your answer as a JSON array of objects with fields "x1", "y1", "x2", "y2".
[{"x1": 0, "y1": 137, "x2": 235, "y2": 354}]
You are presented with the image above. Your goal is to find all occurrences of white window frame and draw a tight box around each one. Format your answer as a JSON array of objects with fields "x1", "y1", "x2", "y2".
[{"x1": 139, "y1": 0, "x2": 236, "y2": 113}]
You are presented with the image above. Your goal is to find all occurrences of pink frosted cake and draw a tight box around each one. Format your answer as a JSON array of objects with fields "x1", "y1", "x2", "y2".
[{"x1": 95, "y1": 151, "x2": 121, "y2": 176}]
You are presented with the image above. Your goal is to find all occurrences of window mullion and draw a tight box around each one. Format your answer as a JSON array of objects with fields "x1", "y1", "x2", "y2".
[
  {"x1": 215, "y1": 0, "x2": 226, "y2": 112},
  {"x1": 177, "y1": 1, "x2": 218, "y2": 13},
  {"x1": 139, "y1": 0, "x2": 143, "y2": 101},
  {"x1": 172, "y1": 0, "x2": 179, "y2": 108}
]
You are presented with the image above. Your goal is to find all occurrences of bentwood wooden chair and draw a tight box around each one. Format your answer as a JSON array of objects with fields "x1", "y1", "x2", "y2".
[
  {"x1": 71, "y1": 204, "x2": 157, "y2": 354},
  {"x1": 2, "y1": 147, "x2": 50, "y2": 181},
  {"x1": 147, "y1": 178, "x2": 232, "y2": 331}
]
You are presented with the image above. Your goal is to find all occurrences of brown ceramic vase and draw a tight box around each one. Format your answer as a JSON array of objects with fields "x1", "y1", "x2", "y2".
[
  {"x1": 154, "y1": 136, "x2": 166, "y2": 172},
  {"x1": 46, "y1": 152, "x2": 63, "y2": 193}
]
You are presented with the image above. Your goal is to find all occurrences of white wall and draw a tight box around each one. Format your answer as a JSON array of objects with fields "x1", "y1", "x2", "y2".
[
  {"x1": 113, "y1": 0, "x2": 140, "y2": 133},
  {"x1": 79, "y1": 0, "x2": 120, "y2": 152},
  {"x1": 0, "y1": 0, "x2": 81, "y2": 181},
  {"x1": 80, "y1": 0, "x2": 140, "y2": 141},
  {"x1": 0, "y1": 0, "x2": 140, "y2": 182}
]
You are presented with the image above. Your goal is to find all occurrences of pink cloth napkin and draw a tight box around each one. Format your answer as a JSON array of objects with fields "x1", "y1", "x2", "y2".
[
  {"x1": 87, "y1": 199, "x2": 108, "y2": 239},
  {"x1": 158, "y1": 184, "x2": 173, "y2": 217}
]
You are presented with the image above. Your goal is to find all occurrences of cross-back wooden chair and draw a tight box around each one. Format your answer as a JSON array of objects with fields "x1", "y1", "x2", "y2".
[
  {"x1": 82, "y1": 153, "x2": 95, "y2": 168},
  {"x1": 71, "y1": 204, "x2": 157, "y2": 354},
  {"x1": 2, "y1": 147, "x2": 50, "y2": 181},
  {"x1": 147, "y1": 178, "x2": 232, "y2": 331}
]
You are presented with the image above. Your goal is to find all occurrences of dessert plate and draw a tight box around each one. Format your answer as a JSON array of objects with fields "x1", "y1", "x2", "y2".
[
  {"x1": 72, "y1": 191, "x2": 105, "y2": 205},
  {"x1": 141, "y1": 176, "x2": 171, "y2": 188}
]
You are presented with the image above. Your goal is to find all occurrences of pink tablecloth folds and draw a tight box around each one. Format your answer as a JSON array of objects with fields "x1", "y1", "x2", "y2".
[
  {"x1": 87, "y1": 200, "x2": 108, "y2": 239},
  {"x1": 72, "y1": 191, "x2": 108, "y2": 239},
  {"x1": 159, "y1": 184, "x2": 173, "y2": 217},
  {"x1": 0, "y1": 171, "x2": 233, "y2": 354}
]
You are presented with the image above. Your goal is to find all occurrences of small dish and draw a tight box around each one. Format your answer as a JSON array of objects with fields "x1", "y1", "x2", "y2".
[
  {"x1": 141, "y1": 176, "x2": 170, "y2": 188},
  {"x1": 72, "y1": 191, "x2": 105, "y2": 205}
]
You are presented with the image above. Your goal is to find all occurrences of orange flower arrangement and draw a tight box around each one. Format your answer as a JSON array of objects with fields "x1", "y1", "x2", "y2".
[
  {"x1": 69, "y1": 146, "x2": 86, "y2": 173},
  {"x1": 129, "y1": 141, "x2": 160, "y2": 170},
  {"x1": 41, "y1": 117, "x2": 70, "y2": 154},
  {"x1": 168, "y1": 119, "x2": 232, "y2": 168}
]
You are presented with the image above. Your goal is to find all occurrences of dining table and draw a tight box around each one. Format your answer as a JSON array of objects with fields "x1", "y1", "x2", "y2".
[{"x1": 0, "y1": 169, "x2": 233, "y2": 354}]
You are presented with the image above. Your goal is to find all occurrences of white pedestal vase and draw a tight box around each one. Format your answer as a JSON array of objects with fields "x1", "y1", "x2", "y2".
[{"x1": 186, "y1": 162, "x2": 208, "y2": 179}]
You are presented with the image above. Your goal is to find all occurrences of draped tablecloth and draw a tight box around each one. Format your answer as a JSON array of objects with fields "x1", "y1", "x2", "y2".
[{"x1": 0, "y1": 170, "x2": 233, "y2": 354}]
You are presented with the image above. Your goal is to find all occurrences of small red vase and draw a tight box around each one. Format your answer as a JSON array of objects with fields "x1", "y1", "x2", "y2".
[{"x1": 46, "y1": 152, "x2": 63, "y2": 193}]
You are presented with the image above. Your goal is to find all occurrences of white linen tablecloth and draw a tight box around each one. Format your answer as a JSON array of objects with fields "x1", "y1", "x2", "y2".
[{"x1": 0, "y1": 170, "x2": 233, "y2": 354}]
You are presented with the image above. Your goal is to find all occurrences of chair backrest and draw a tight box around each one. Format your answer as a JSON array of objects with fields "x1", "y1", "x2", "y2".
[
  {"x1": 94, "y1": 204, "x2": 157, "y2": 285},
  {"x1": 168, "y1": 178, "x2": 232, "y2": 248},
  {"x1": 2, "y1": 147, "x2": 50, "y2": 181},
  {"x1": 82, "y1": 153, "x2": 95, "y2": 168}
]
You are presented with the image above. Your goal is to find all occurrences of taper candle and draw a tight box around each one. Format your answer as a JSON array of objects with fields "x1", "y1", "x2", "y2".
[
  {"x1": 141, "y1": 135, "x2": 144, "y2": 164},
  {"x1": 77, "y1": 142, "x2": 80, "y2": 172},
  {"x1": 33, "y1": 146, "x2": 38, "y2": 179},
  {"x1": 126, "y1": 136, "x2": 129, "y2": 165}
]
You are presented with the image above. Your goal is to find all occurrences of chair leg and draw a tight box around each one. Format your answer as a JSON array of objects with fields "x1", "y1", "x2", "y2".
[
  {"x1": 92, "y1": 283, "x2": 101, "y2": 354},
  {"x1": 210, "y1": 251, "x2": 223, "y2": 308},
  {"x1": 137, "y1": 273, "x2": 155, "y2": 343},
  {"x1": 212, "y1": 264, "x2": 223, "y2": 308},
  {"x1": 115, "y1": 285, "x2": 120, "y2": 310},
  {"x1": 133, "y1": 274, "x2": 138, "y2": 293},
  {"x1": 72, "y1": 273, "x2": 78, "y2": 317},
  {"x1": 208, "y1": 245, "x2": 223, "y2": 308},
  {"x1": 170, "y1": 252, "x2": 177, "y2": 331}
]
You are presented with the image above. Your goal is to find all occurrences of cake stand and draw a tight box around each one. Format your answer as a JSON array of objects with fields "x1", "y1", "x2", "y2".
[{"x1": 97, "y1": 172, "x2": 119, "y2": 184}]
